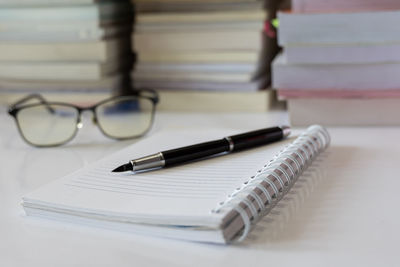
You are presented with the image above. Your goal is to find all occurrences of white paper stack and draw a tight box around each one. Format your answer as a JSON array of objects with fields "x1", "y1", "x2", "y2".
[
  {"x1": 131, "y1": 0, "x2": 275, "y2": 92},
  {"x1": 0, "y1": 0, "x2": 133, "y2": 104},
  {"x1": 291, "y1": 0, "x2": 400, "y2": 13},
  {"x1": 272, "y1": 0, "x2": 400, "y2": 126}
]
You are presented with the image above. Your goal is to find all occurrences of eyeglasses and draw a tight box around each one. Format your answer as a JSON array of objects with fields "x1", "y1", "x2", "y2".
[{"x1": 8, "y1": 89, "x2": 159, "y2": 147}]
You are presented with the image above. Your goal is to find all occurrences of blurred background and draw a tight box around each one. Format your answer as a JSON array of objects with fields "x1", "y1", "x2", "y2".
[
  {"x1": 1, "y1": 0, "x2": 399, "y2": 126},
  {"x1": 0, "y1": 0, "x2": 286, "y2": 110}
]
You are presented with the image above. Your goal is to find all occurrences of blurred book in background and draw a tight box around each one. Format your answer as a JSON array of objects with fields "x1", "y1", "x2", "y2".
[
  {"x1": 131, "y1": 0, "x2": 282, "y2": 111},
  {"x1": 273, "y1": 0, "x2": 400, "y2": 126},
  {"x1": 0, "y1": 0, "x2": 133, "y2": 105},
  {"x1": 291, "y1": 0, "x2": 400, "y2": 13},
  {"x1": 134, "y1": 0, "x2": 265, "y2": 12},
  {"x1": 0, "y1": 0, "x2": 284, "y2": 111}
]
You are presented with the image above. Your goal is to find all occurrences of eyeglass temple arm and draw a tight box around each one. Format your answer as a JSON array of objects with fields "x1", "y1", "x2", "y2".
[{"x1": 8, "y1": 94, "x2": 55, "y2": 115}]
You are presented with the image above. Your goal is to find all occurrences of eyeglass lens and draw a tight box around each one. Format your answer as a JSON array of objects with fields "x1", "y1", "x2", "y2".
[
  {"x1": 95, "y1": 96, "x2": 154, "y2": 139},
  {"x1": 16, "y1": 104, "x2": 79, "y2": 146}
]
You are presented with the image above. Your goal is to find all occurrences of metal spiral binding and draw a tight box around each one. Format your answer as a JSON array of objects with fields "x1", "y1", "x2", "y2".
[{"x1": 212, "y1": 125, "x2": 330, "y2": 243}]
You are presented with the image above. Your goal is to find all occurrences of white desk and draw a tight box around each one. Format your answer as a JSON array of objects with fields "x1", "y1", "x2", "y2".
[{"x1": 1, "y1": 105, "x2": 399, "y2": 267}]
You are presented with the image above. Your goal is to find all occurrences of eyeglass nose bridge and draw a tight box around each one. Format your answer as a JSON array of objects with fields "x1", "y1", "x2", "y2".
[
  {"x1": 76, "y1": 108, "x2": 99, "y2": 128},
  {"x1": 75, "y1": 107, "x2": 96, "y2": 130}
]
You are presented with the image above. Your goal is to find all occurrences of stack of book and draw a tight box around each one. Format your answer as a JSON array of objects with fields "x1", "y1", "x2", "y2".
[
  {"x1": 291, "y1": 0, "x2": 400, "y2": 13},
  {"x1": 0, "y1": 0, "x2": 132, "y2": 104},
  {"x1": 131, "y1": 0, "x2": 280, "y2": 111},
  {"x1": 272, "y1": 0, "x2": 400, "y2": 126}
]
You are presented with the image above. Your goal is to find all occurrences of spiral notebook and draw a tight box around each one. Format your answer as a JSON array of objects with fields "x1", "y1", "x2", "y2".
[{"x1": 22, "y1": 125, "x2": 330, "y2": 244}]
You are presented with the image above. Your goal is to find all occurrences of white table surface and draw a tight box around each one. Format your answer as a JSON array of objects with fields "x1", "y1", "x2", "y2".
[{"x1": 1, "y1": 105, "x2": 399, "y2": 267}]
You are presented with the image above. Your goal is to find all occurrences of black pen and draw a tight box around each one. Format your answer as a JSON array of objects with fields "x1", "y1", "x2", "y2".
[{"x1": 112, "y1": 126, "x2": 291, "y2": 173}]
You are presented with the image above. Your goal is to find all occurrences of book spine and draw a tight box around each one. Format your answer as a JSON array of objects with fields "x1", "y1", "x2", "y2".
[{"x1": 213, "y1": 125, "x2": 330, "y2": 242}]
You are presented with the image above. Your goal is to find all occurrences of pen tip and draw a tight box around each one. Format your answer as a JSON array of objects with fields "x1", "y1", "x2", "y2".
[{"x1": 112, "y1": 163, "x2": 133, "y2": 173}]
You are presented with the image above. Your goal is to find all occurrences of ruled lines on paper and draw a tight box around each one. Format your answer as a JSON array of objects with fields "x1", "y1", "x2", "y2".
[{"x1": 64, "y1": 145, "x2": 279, "y2": 200}]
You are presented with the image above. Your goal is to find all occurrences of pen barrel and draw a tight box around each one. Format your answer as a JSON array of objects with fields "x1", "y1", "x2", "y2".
[
  {"x1": 229, "y1": 127, "x2": 283, "y2": 151},
  {"x1": 162, "y1": 139, "x2": 230, "y2": 167}
]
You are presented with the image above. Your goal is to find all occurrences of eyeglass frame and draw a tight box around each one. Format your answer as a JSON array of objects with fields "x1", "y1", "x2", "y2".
[{"x1": 8, "y1": 89, "x2": 159, "y2": 147}]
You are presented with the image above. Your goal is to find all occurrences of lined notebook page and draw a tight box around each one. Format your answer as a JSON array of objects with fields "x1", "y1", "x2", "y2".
[{"x1": 23, "y1": 130, "x2": 289, "y2": 227}]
